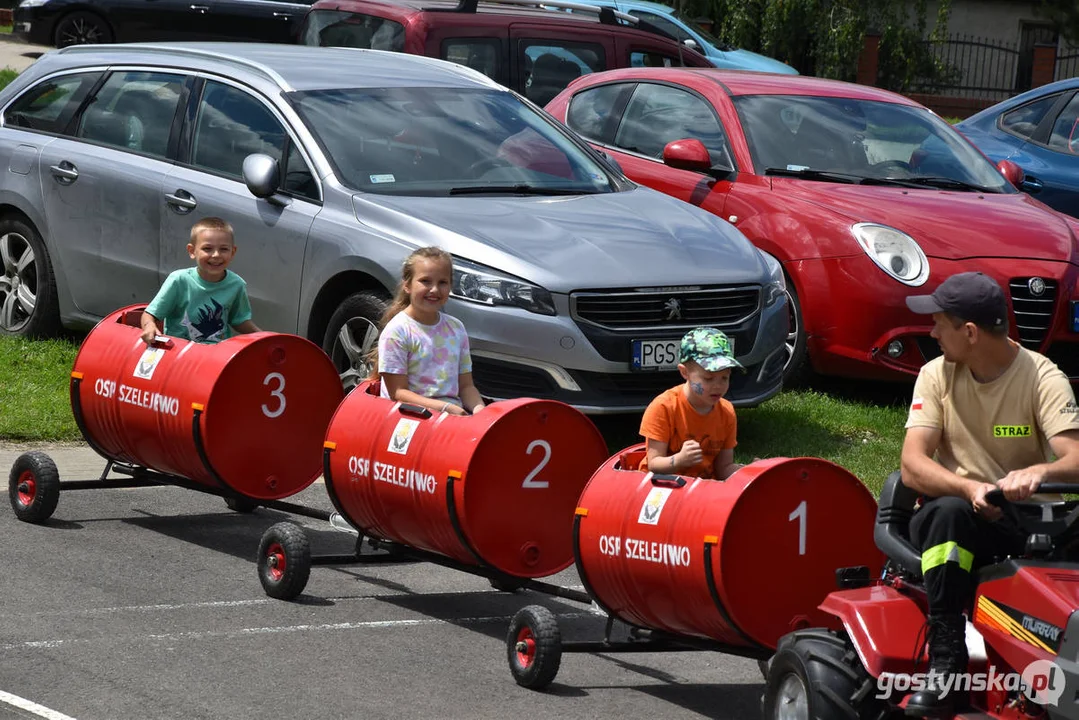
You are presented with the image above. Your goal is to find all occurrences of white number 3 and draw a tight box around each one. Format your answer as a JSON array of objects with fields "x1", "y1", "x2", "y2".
[
  {"x1": 261, "y1": 372, "x2": 286, "y2": 419},
  {"x1": 521, "y1": 440, "x2": 551, "y2": 489}
]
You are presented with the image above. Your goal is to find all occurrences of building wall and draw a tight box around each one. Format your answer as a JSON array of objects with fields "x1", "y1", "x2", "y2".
[{"x1": 928, "y1": 0, "x2": 1047, "y2": 46}]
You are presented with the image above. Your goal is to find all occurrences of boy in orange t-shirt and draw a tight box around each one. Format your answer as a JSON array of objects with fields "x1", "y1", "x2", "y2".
[{"x1": 639, "y1": 327, "x2": 744, "y2": 480}]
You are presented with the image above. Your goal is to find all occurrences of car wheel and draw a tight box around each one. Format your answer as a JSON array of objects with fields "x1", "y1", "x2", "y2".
[
  {"x1": 322, "y1": 291, "x2": 389, "y2": 392},
  {"x1": 53, "y1": 11, "x2": 114, "y2": 48},
  {"x1": 0, "y1": 217, "x2": 60, "y2": 338},
  {"x1": 781, "y1": 277, "x2": 808, "y2": 386}
]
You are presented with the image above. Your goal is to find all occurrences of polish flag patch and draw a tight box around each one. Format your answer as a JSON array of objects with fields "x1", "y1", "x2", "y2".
[{"x1": 911, "y1": 397, "x2": 924, "y2": 411}]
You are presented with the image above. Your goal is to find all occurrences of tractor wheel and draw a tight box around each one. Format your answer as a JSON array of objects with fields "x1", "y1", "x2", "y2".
[
  {"x1": 9, "y1": 451, "x2": 60, "y2": 523},
  {"x1": 225, "y1": 495, "x2": 258, "y2": 514},
  {"x1": 257, "y1": 522, "x2": 311, "y2": 600},
  {"x1": 507, "y1": 605, "x2": 562, "y2": 689},
  {"x1": 761, "y1": 629, "x2": 887, "y2": 720}
]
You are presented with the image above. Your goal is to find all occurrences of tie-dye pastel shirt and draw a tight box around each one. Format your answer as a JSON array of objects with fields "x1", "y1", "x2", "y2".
[{"x1": 378, "y1": 310, "x2": 473, "y2": 405}]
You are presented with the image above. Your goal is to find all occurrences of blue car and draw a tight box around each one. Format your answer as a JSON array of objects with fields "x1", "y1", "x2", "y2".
[
  {"x1": 563, "y1": 0, "x2": 796, "y2": 74},
  {"x1": 957, "y1": 77, "x2": 1079, "y2": 218}
]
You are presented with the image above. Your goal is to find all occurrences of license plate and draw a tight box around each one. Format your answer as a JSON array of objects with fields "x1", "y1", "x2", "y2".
[
  {"x1": 14, "y1": 22, "x2": 30, "y2": 32},
  {"x1": 1073, "y1": 301, "x2": 1079, "y2": 332},
  {"x1": 631, "y1": 338, "x2": 734, "y2": 370}
]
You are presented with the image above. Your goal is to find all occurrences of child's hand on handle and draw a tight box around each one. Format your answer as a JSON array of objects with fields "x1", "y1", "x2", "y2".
[
  {"x1": 441, "y1": 402, "x2": 468, "y2": 416},
  {"x1": 674, "y1": 439, "x2": 703, "y2": 471},
  {"x1": 140, "y1": 326, "x2": 157, "y2": 345}
]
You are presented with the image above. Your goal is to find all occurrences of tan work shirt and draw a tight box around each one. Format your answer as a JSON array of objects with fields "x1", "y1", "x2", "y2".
[{"x1": 905, "y1": 346, "x2": 1079, "y2": 485}]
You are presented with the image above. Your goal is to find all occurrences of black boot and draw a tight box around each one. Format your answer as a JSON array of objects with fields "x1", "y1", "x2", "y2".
[{"x1": 906, "y1": 614, "x2": 969, "y2": 717}]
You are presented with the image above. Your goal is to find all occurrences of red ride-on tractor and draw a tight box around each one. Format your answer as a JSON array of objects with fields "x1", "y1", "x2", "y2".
[{"x1": 761, "y1": 472, "x2": 1079, "y2": 720}]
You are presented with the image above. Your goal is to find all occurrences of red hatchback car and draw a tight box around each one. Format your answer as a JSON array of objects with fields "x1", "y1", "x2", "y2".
[{"x1": 546, "y1": 68, "x2": 1079, "y2": 384}]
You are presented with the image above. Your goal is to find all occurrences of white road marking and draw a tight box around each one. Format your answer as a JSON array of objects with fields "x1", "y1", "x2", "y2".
[
  {"x1": 0, "y1": 690, "x2": 78, "y2": 720},
  {"x1": 0, "y1": 612, "x2": 590, "y2": 652}
]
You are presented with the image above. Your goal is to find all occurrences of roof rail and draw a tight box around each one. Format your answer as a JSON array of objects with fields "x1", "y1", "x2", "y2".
[
  {"x1": 442, "y1": 0, "x2": 638, "y2": 25},
  {"x1": 56, "y1": 44, "x2": 294, "y2": 91}
]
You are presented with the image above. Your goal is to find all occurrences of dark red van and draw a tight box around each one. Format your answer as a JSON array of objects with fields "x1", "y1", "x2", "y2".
[{"x1": 297, "y1": 0, "x2": 711, "y2": 105}]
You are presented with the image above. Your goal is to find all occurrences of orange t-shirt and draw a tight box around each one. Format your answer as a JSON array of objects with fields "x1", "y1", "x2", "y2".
[{"x1": 638, "y1": 385, "x2": 738, "y2": 479}]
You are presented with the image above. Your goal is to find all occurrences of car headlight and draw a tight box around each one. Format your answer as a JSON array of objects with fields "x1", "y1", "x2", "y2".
[
  {"x1": 760, "y1": 251, "x2": 786, "y2": 306},
  {"x1": 18, "y1": 0, "x2": 50, "y2": 8},
  {"x1": 452, "y1": 258, "x2": 556, "y2": 316},
  {"x1": 851, "y1": 223, "x2": 930, "y2": 286}
]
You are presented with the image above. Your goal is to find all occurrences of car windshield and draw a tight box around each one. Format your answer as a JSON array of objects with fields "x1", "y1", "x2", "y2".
[
  {"x1": 667, "y1": 7, "x2": 729, "y2": 49},
  {"x1": 288, "y1": 86, "x2": 618, "y2": 196},
  {"x1": 733, "y1": 95, "x2": 1013, "y2": 193}
]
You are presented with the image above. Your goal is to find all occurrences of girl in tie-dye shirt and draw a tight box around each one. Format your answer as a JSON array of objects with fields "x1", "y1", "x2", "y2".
[{"x1": 368, "y1": 247, "x2": 486, "y2": 416}]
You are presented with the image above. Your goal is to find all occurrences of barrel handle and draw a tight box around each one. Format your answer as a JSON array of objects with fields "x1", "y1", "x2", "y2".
[
  {"x1": 397, "y1": 403, "x2": 433, "y2": 419},
  {"x1": 649, "y1": 473, "x2": 687, "y2": 488},
  {"x1": 151, "y1": 335, "x2": 175, "y2": 349}
]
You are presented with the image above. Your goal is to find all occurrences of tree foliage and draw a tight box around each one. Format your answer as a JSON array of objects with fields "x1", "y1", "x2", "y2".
[
  {"x1": 1032, "y1": 0, "x2": 1079, "y2": 45},
  {"x1": 682, "y1": 0, "x2": 952, "y2": 89}
]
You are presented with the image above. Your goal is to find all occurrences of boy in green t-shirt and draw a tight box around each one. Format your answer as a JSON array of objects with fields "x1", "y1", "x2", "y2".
[{"x1": 141, "y1": 217, "x2": 260, "y2": 345}]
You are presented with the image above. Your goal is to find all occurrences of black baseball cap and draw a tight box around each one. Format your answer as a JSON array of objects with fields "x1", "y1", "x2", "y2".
[{"x1": 906, "y1": 272, "x2": 1007, "y2": 329}]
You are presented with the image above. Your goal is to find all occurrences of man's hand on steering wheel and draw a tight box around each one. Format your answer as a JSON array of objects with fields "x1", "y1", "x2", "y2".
[
  {"x1": 969, "y1": 482, "x2": 1003, "y2": 521},
  {"x1": 998, "y1": 465, "x2": 1049, "y2": 502}
]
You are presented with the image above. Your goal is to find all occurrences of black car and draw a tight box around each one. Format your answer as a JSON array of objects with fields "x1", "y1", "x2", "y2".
[{"x1": 13, "y1": 0, "x2": 313, "y2": 47}]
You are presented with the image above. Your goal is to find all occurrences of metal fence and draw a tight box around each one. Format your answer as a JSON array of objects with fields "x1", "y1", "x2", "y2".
[
  {"x1": 1057, "y1": 47, "x2": 1079, "y2": 82},
  {"x1": 917, "y1": 34, "x2": 1018, "y2": 100}
]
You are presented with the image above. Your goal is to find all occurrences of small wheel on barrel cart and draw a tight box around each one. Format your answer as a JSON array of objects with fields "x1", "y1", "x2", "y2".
[
  {"x1": 507, "y1": 605, "x2": 562, "y2": 689},
  {"x1": 224, "y1": 495, "x2": 259, "y2": 514},
  {"x1": 9, "y1": 451, "x2": 60, "y2": 523},
  {"x1": 257, "y1": 522, "x2": 311, "y2": 601}
]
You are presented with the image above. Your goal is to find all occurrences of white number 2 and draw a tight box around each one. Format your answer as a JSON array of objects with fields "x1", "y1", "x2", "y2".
[
  {"x1": 261, "y1": 372, "x2": 286, "y2": 419},
  {"x1": 788, "y1": 500, "x2": 807, "y2": 556},
  {"x1": 521, "y1": 440, "x2": 552, "y2": 489}
]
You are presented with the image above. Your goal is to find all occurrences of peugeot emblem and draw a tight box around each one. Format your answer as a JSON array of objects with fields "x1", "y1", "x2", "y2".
[
  {"x1": 1028, "y1": 277, "x2": 1046, "y2": 297},
  {"x1": 664, "y1": 298, "x2": 683, "y2": 321}
]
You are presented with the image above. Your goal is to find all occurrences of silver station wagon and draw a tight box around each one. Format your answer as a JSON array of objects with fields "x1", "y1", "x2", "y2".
[{"x1": 0, "y1": 43, "x2": 787, "y2": 412}]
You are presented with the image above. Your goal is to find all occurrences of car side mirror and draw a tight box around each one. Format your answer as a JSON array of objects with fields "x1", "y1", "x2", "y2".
[
  {"x1": 663, "y1": 138, "x2": 712, "y2": 173},
  {"x1": 997, "y1": 159, "x2": 1025, "y2": 188},
  {"x1": 683, "y1": 38, "x2": 699, "y2": 51},
  {"x1": 243, "y1": 153, "x2": 287, "y2": 205},
  {"x1": 599, "y1": 150, "x2": 625, "y2": 176}
]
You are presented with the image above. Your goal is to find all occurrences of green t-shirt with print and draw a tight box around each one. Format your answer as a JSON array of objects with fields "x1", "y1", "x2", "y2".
[{"x1": 145, "y1": 267, "x2": 252, "y2": 344}]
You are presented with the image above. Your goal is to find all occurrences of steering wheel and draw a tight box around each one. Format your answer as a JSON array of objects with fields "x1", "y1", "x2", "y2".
[
  {"x1": 985, "y1": 484, "x2": 1079, "y2": 554},
  {"x1": 869, "y1": 159, "x2": 913, "y2": 174},
  {"x1": 467, "y1": 157, "x2": 512, "y2": 179}
]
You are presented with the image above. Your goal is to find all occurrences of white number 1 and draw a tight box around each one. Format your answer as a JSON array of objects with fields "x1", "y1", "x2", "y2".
[
  {"x1": 789, "y1": 500, "x2": 807, "y2": 556},
  {"x1": 261, "y1": 372, "x2": 286, "y2": 419},
  {"x1": 521, "y1": 440, "x2": 551, "y2": 488}
]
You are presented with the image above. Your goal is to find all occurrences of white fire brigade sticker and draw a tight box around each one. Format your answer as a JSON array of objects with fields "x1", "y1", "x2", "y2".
[
  {"x1": 637, "y1": 486, "x2": 673, "y2": 525},
  {"x1": 388, "y1": 418, "x2": 420, "y2": 455},
  {"x1": 133, "y1": 347, "x2": 165, "y2": 380}
]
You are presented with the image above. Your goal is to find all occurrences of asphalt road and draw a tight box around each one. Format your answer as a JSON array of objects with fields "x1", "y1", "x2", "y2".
[{"x1": 1, "y1": 442, "x2": 766, "y2": 720}]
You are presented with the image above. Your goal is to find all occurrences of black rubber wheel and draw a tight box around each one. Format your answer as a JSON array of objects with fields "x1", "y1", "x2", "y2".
[
  {"x1": 489, "y1": 576, "x2": 524, "y2": 593},
  {"x1": 781, "y1": 276, "x2": 809, "y2": 387},
  {"x1": 9, "y1": 451, "x2": 60, "y2": 523},
  {"x1": 53, "y1": 11, "x2": 114, "y2": 47},
  {"x1": 761, "y1": 629, "x2": 887, "y2": 720},
  {"x1": 321, "y1": 290, "x2": 389, "y2": 392},
  {"x1": 0, "y1": 216, "x2": 60, "y2": 338},
  {"x1": 257, "y1": 522, "x2": 311, "y2": 600},
  {"x1": 224, "y1": 495, "x2": 258, "y2": 514},
  {"x1": 506, "y1": 605, "x2": 562, "y2": 689}
]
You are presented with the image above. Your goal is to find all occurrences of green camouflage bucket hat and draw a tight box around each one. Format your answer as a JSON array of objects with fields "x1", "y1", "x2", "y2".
[{"x1": 679, "y1": 327, "x2": 744, "y2": 373}]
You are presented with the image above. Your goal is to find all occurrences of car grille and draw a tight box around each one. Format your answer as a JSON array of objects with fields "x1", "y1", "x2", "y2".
[
  {"x1": 1009, "y1": 277, "x2": 1057, "y2": 349},
  {"x1": 570, "y1": 286, "x2": 761, "y2": 331}
]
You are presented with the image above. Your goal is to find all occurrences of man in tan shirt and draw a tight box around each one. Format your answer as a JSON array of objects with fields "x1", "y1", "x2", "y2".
[{"x1": 900, "y1": 271, "x2": 1079, "y2": 716}]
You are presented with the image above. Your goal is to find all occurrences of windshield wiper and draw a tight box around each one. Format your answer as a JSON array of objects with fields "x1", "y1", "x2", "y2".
[
  {"x1": 448, "y1": 185, "x2": 591, "y2": 196},
  {"x1": 763, "y1": 167, "x2": 863, "y2": 184},
  {"x1": 881, "y1": 176, "x2": 995, "y2": 193}
]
